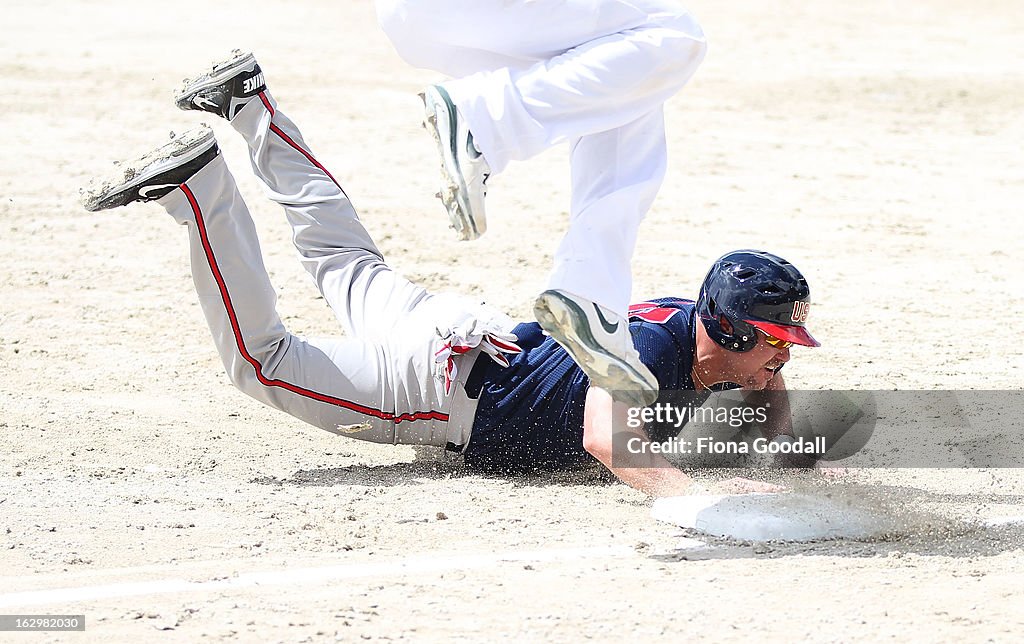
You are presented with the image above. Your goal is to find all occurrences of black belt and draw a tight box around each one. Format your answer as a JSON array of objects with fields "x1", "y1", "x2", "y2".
[
  {"x1": 444, "y1": 354, "x2": 490, "y2": 454},
  {"x1": 463, "y1": 351, "x2": 491, "y2": 400}
]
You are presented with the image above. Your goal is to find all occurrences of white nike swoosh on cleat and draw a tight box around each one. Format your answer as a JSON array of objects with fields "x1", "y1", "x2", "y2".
[
  {"x1": 194, "y1": 97, "x2": 219, "y2": 110},
  {"x1": 138, "y1": 184, "x2": 180, "y2": 199}
]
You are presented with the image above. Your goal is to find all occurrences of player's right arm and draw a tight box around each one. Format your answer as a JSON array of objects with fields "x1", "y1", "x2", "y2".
[
  {"x1": 581, "y1": 384, "x2": 700, "y2": 495},
  {"x1": 582, "y1": 387, "x2": 785, "y2": 497},
  {"x1": 582, "y1": 386, "x2": 699, "y2": 496}
]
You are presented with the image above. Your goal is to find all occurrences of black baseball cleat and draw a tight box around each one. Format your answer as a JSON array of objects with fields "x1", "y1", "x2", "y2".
[
  {"x1": 81, "y1": 126, "x2": 219, "y2": 212},
  {"x1": 174, "y1": 50, "x2": 266, "y2": 121}
]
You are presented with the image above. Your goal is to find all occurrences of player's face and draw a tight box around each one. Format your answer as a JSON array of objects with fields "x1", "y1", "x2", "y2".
[{"x1": 725, "y1": 333, "x2": 792, "y2": 389}]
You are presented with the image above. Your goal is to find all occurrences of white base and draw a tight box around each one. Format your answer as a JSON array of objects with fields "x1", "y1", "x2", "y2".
[{"x1": 651, "y1": 493, "x2": 893, "y2": 542}]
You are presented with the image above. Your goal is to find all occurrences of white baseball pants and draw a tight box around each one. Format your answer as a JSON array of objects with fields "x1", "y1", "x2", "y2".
[
  {"x1": 375, "y1": 0, "x2": 707, "y2": 315},
  {"x1": 157, "y1": 92, "x2": 486, "y2": 447}
]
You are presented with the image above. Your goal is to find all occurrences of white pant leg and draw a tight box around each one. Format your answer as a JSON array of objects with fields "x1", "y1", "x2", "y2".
[
  {"x1": 548, "y1": 108, "x2": 668, "y2": 314},
  {"x1": 229, "y1": 91, "x2": 431, "y2": 341},
  {"x1": 376, "y1": 0, "x2": 705, "y2": 172},
  {"x1": 447, "y1": 12, "x2": 703, "y2": 173},
  {"x1": 376, "y1": 1, "x2": 705, "y2": 316},
  {"x1": 444, "y1": 10, "x2": 700, "y2": 316}
]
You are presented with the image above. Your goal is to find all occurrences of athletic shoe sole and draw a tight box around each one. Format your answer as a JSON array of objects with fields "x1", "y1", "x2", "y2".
[
  {"x1": 534, "y1": 291, "x2": 659, "y2": 407},
  {"x1": 421, "y1": 86, "x2": 487, "y2": 241},
  {"x1": 174, "y1": 50, "x2": 262, "y2": 118},
  {"x1": 81, "y1": 126, "x2": 217, "y2": 212}
]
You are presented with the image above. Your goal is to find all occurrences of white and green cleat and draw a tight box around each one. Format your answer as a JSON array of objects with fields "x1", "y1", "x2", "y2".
[
  {"x1": 421, "y1": 84, "x2": 490, "y2": 241},
  {"x1": 534, "y1": 289, "x2": 659, "y2": 407}
]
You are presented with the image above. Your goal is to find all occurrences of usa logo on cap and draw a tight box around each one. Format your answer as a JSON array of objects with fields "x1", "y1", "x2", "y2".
[{"x1": 791, "y1": 301, "x2": 810, "y2": 323}]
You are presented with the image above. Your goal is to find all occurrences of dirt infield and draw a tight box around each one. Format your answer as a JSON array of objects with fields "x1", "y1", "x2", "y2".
[{"x1": 2, "y1": 0, "x2": 1023, "y2": 640}]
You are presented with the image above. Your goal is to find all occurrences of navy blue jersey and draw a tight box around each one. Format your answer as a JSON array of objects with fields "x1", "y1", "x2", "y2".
[{"x1": 463, "y1": 298, "x2": 703, "y2": 473}]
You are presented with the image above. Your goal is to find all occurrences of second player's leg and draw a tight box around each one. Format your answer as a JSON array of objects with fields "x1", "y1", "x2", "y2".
[
  {"x1": 377, "y1": 0, "x2": 705, "y2": 174},
  {"x1": 548, "y1": 108, "x2": 669, "y2": 317},
  {"x1": 451, "y1": 15, "x2": 703, "y2": 174}
]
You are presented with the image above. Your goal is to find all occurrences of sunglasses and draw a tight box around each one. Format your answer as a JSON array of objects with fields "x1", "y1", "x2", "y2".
[{"x1": 758, "y1": 329, "x2": 794, "y2": 350}]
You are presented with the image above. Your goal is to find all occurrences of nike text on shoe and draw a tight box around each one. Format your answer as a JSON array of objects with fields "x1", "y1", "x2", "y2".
[
  {"x1": 534, "y1": 290, "x2": 660, "y2": 408},
  {"x1": 174, "y1": 50, "x2": 266, "y2": 121},
  {"x1": 421, "y1": 84, "x2": 489, "y2": 241},
  {"x1": 81, "y1": 126, "x2": 219, "y2": 212}
]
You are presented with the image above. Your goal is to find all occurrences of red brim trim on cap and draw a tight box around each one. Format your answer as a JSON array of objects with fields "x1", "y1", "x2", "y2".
[{"x1": 746, "y1": 319, "x2": 821, "y2": 347}]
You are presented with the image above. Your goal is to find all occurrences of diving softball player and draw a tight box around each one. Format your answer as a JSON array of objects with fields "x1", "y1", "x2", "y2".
[{"x1": 83, "y1": 53, "x2": 819, "y2": 496}]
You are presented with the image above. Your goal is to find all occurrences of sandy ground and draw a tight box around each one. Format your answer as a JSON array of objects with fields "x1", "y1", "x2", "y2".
[{"x1": 2, "y1": 0, "x2": 1024, "y2": 641}]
